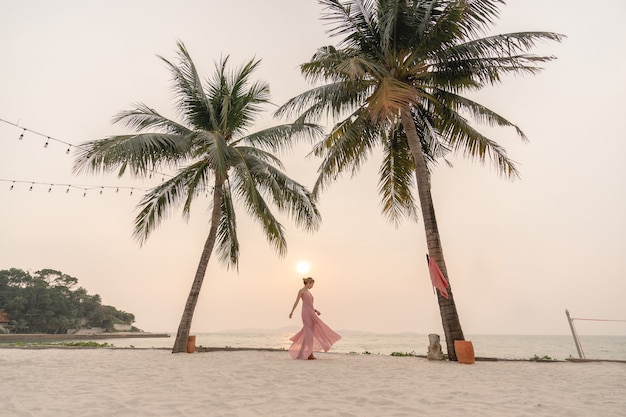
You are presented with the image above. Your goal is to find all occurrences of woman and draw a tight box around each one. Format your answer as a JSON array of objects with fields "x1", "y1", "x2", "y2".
[{"x1": 288, "y1": 277, "x2": 341, "y2": 360}]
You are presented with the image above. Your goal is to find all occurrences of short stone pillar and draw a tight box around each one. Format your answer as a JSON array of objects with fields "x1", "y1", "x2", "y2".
[{"x1": 427, "y1": 333, "x2": 444, "y2": 360}]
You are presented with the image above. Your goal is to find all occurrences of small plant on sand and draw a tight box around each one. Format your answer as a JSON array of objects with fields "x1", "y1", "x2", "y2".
[
  {"x1": 5, "y1": 341, "x2": 113, "y2": 348},
  {"x1": 530, "y1": 354, "x2": 555, "y2": 362},
  {"x1": 56, "y1": 341, "x2": 113, "y2": 348},
  {"x1": 391, "y1": 351, "x2": 417, "y2": 357}
]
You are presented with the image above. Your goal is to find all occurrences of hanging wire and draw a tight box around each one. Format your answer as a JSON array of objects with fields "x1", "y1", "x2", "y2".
[
  {"x1": 0, "y1": 117, "x2": 173, "y2": 180},
  {"x1": 2, "y1": 117, "x2": 83, "y2": 151},
  {"x1": 570, "y1": 317, "x2": 626, "y2": 322},
  {"x1": 0, "y1": 118, "x2": 220, "y2": 197},
  {"x1": 2, "y1": 178, "x2": 149, "y2": 195}
]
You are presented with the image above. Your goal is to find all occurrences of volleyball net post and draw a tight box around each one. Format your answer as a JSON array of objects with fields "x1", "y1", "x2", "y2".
[{"x1": 565, "y1": 309, "x2": 585, "y2": 359}]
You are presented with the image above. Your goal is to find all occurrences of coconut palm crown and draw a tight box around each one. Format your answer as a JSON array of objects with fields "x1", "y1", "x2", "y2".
[
  {"x1": 276, "y1": 0, "x2": 563, "y2": 360},
  {"x1": 74, "y1": 41, "x2": 323, "y2": 353}
]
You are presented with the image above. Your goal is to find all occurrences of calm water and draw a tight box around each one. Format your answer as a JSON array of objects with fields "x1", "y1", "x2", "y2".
[{"x1": 99, "y1": 332, "x2": 626, "y2": 361}]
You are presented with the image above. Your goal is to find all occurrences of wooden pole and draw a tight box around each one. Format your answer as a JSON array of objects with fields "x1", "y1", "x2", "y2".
[{"x1": 565, "y1": 309, "x2": 585, "y2": 359}]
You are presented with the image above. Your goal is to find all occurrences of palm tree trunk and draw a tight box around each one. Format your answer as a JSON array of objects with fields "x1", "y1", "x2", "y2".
[
  {"x1": 400, "y1": 109, "x2": 465, "y2": 361},
  {"x1": 171, "y1": 179, "x2": 224, "y2": 353}
]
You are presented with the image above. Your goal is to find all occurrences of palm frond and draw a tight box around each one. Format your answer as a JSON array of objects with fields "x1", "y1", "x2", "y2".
[
  {"x1": 311, "y1": 111, "x2": 380, "y2": 197},
  {"x1": 238, "y1": 123, "x2": 324, "y2": 153},
  {"x1": 320, "y1": 0, "x2": 380, "y2": 53},
  {"x1": 275, "y1": 79, "x2": 372, "y2": 123},
  {"x1": 435, "y1": 104, "x2": 520, "y2": 178},
  {"x1": 229, "y1": 159, "x2": 288, "y2": 256},
  {"x1": 248, "y1": 160, "x2": 322, "y2": 231},
  {"x1": 433, "y1": 88, "x2": 527, "y2": 141},
  {"x1": 378, "y1": 125, "x2": 419, "y2": 225},
  {"x1": 215, "y1": 183, "x2": 240, "y2": 269},
  {"x1": 73, "y1": 133, "x2": 190, "y2": 177},
  {"x1": 159, "y1": 41, "x2": 214, "y2": 131},
  {"x1": 112, "y1": 104, "x2": 192, "y2": 135},
  {"x1": 132, "y1": 168, "x2": 207, "y2": 245},
  {"x1": 429, "y1": 32, "x2": 565, "y2": 87}
]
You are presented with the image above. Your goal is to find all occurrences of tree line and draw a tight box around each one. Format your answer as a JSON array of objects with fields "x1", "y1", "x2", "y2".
[{"x1": 0, "y1": 268, "x2": 136, "y2": 334}]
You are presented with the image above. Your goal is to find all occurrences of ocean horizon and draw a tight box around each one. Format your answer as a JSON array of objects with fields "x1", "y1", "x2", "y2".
[{"x1": 96, "y1": 331, "x2": 626, "y2": 361}]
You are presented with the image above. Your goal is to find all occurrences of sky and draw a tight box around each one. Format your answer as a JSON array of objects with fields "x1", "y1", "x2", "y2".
[{"x1": 1, "y1": 0, "x2": 625, "y2": 338}]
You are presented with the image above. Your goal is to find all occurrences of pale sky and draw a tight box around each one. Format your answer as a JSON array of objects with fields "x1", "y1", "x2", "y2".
[{"x1": 1, "y1": 0, "x2": 625, "y2": 337}]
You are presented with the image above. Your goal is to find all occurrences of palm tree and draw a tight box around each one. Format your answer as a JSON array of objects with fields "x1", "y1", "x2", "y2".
[
  {"x1": 276, "y1": 0, "x2": 563, "y2": 360},
  {"x1": 74, "y1": 41, "x2": 322, "y2": 353}
]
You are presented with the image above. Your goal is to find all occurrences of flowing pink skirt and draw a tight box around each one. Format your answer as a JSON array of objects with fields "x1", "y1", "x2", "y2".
[{"x1": 289, "y1": 313, "x2": 341, "y2": 360}]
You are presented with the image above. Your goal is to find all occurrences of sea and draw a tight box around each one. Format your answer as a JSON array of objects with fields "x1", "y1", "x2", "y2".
[{"x1": 98, "y1": 332, "x2": 626, "y2": 361}]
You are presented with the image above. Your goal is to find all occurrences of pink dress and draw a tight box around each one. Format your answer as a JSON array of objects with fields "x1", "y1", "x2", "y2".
[{"x1": 289, "y1": 290, "x2": 341, "y2": 360}]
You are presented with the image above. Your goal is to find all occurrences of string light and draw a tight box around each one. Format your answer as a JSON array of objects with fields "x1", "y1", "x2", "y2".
[
  {"x1": 1, "y1": 179, "x2": 149, "y2": 196},
  {"x1": 1, "y1": 117, "x2": 173, "y2": 180},
  {"x1": 0, "y1": 117, "x2": 186, "y2": 201}
]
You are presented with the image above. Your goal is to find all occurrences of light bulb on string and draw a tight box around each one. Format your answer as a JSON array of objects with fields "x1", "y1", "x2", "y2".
[
  {"x1": 130, "y1": 188, "x2": 134, "y2": 196},
  {"x1": 44, "y1": 137, "x2": 50, "y2": 148},
  {"x1": 116, "y1": 188, "x2": 119, "y2": 193},
  {"x1": 66, "y1": 185, "x2": 70, "y2": 193},
  {"x1": 29, "y1": 182, "x2": 34, "y2": 191},
  {"x1": 66, "y1": 147, "x2": 71, "y2": 154},
  {"x1": 99, "y1": 187, "x2": 104, "y2": 195},
  {"x1": 83, "y1": 189, "x2": 87, "y2": 197},
  {"x1": 48, "y1": 184, "x2": 53, "y2": 193},
  {"x1": 10, "y1": 181, "x2": 15, "y2": 190},
  {"x1": 18, "y1": 129, "x2": 25, "y2": 140}
]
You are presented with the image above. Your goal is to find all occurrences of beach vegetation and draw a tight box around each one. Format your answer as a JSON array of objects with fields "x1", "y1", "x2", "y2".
[
  {"x1": 276, "y1": 0, "x2": 563, "y2": 360},
  {"x1": 390, "y1": 351, "x2": 417, "y2": 357},
  {"x1": 0, "y1": 268, "x2": 135, "y2": 334},
  {"x1": 73, "y1": 42, "x2": 322, "y2": 353},
  {"x1": 53, "y1": 341, "x2": 113, "y2": 348},
  {"x1": 530, "y1": 354, "x2": 556, "y2": 362},
  {"x1": 5, "y1": 341, "x2": 113, "y2": 348}
]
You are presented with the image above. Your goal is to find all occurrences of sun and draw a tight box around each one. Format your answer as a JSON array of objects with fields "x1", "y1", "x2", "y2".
[{"x1": 296, "y1": 260, "x2": 311, "y2": 275}]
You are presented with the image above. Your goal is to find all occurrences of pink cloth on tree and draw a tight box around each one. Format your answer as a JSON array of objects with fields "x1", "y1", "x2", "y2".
[{"x1": 428, "y1": 255, "x2": 449, "y2": 299}]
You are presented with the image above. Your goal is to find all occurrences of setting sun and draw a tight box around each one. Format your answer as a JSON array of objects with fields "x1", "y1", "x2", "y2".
[{"x1": 296, "y1": 260, "x2": 311, "y2": 275}]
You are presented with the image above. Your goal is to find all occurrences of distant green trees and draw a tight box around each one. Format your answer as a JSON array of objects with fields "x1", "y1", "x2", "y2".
[{"x1": 0, "y1": 268, "x2": 135, "y2": 334}]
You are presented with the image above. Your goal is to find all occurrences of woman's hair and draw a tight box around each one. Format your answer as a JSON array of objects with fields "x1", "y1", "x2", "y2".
[{"x1": 303, "y1": 277, "x2": 315, "y2": 284}]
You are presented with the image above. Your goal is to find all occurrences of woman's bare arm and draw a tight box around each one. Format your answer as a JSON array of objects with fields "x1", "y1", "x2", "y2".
[{"x1": 288, "y1": 289, "x2": 303, "y2": 318}]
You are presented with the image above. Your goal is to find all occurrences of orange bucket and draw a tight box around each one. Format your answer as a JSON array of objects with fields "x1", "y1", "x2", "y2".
[
  {"x1": 187, "y1": 335, "x2": 196, "y2": 353},
  {"x1": 454, "y1": 340, "x2": 475, "y2": 364}
]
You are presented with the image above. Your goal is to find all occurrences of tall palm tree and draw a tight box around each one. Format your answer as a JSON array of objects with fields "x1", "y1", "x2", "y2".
[
  {"x1": 74, "y1": 42, "x2": 322, "y2": 353},
  {"x1": 276, "y1": 0, "x2": 563, "y2": 360}
]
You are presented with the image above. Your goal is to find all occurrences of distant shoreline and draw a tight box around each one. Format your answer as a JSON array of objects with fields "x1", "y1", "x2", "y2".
[{"x1": 0, "y1": 332, "x2": 170, "y2": 343}]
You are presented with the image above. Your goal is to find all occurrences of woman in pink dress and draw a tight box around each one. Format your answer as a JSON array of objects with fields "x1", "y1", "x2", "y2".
[{"x1": 288, "y1": 277, "x2": 341, "y2": 360}]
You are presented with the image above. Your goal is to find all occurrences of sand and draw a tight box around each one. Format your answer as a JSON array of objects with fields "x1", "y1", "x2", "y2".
[{"x1": 1, "y1": 348, "x2": 625, "y2": 417}]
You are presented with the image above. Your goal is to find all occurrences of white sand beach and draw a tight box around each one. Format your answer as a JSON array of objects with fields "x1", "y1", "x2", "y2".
[{"x1": 1, "y1": 349, "x2": 625, "y2": 417}]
